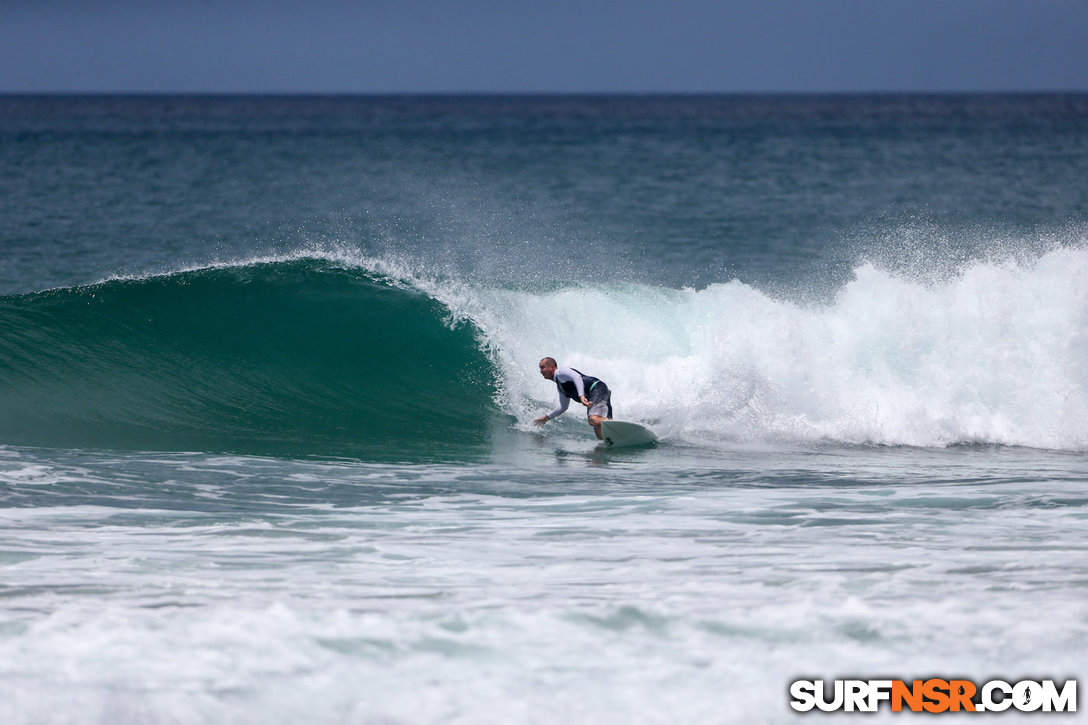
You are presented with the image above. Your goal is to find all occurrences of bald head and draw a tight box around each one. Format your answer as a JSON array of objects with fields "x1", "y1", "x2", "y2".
[{"x1": 538, "y1": 357, "x2": 557, "y2": 380}]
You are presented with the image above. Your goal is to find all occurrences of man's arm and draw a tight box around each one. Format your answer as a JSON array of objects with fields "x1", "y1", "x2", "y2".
[
  {"x1": 533, "y1": 383, "x2": 571, "y2": 425},
  {"x1": 555, "y1": 368, "x2": 592, "y2": 407},
  {"x1": 554, "y1": 368, "x2": 585, "y2": 398}
]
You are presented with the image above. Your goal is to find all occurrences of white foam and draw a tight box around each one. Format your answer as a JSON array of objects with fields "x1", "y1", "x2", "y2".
[
  {"x1": 1, "y1": 470, "x2": 1084, "y2": 724},
  {"x1": 422, "y1": 246, "x2": 1088, "y2": 450}
]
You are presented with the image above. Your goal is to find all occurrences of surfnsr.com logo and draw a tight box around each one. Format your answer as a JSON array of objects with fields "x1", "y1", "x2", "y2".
[{"x1": 789, "y1": 679, "x2": 1077, "y2": 713}]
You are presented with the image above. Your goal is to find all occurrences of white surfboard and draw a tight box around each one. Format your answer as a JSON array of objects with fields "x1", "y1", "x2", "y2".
[{"x1": 599, "y1": 420, "x2": 657, "y2": 448}]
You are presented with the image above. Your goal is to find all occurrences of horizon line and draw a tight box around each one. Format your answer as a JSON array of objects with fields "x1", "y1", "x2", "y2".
[{"x1": 2, "y1": 88, "x2": 1087, "y2": 97}]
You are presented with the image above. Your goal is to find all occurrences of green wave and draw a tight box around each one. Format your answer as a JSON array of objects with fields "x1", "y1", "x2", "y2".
[{"x1": 0, "y1": 259, "x2": 500, "y2": 460}]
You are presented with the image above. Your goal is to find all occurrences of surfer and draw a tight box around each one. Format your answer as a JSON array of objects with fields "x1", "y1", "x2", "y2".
[{"x1": 532, "y1": 357, "x2": 613, "y2": 440}]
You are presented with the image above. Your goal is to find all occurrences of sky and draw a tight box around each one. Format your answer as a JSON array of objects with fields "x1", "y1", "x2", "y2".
[{"x1": 2, "y1": 0, "x2": 1087, "y2": 93}]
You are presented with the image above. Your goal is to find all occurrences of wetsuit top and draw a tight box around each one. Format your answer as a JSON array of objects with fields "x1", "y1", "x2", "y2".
[{"x1": 546, "y1": 367, "x2": 603, "y2": 420}]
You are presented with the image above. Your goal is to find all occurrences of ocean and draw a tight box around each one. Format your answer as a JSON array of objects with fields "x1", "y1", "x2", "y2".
[{"x1": 1, "y1": 94, "x2": 1086, "y2": 723}]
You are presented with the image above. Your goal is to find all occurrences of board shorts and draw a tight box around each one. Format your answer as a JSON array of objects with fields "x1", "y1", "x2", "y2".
[{"x1": 586, "y1": 381, "x2": 612, "y2": 420}]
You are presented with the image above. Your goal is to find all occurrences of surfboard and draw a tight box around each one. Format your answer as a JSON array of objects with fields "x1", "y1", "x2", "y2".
[{"x1": 599, "y1": 420, "x2": 657, "y2": 448}]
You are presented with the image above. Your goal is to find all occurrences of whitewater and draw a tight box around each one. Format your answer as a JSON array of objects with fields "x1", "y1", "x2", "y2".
[{"x1": 439, "y1": 245, "x2": 1088, "y2": 451}]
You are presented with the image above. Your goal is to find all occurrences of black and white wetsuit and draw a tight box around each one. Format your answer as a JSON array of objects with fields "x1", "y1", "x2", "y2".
[{"x1": 546, "y1": 367, "x2": 613, "y2": 421}]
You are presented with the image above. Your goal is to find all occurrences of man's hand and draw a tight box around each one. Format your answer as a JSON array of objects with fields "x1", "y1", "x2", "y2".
[
  {"x1": 532, "y1": 415, "x2": 549, "y2": 426},
  {"x1": 580, "y1": 395, "x2": 592, "y2": 408}
]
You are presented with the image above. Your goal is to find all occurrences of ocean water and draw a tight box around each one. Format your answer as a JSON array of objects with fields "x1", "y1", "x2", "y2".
[{"x1": 1, "y1": 94, "x2": 1086, "y2": 723}]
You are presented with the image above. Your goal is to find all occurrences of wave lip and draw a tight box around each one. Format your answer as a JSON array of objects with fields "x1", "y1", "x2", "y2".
[{"x1": 0, "y1": 258, "x2": 497, "y2": 460}]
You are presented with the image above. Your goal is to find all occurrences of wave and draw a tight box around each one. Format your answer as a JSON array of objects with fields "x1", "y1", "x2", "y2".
[
  {"x1": 0, "y1": 259, "x2": 497, "y2": 460},
  {"x1": 2, "y1": 245, "x2": 1086, "y2": 458}
]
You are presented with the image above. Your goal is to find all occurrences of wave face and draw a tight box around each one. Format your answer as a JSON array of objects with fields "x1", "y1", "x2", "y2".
[
  {"x1": 452, "y1": 246, "x2": 1088, "y2": 451},
  {"x1": 0, "y1": 259, "x2": 496, "y2": 459}
]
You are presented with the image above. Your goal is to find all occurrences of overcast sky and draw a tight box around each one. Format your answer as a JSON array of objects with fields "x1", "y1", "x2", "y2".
[{"x1": 2, "y1": 0, "x2": 1086, "y2": 93}]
